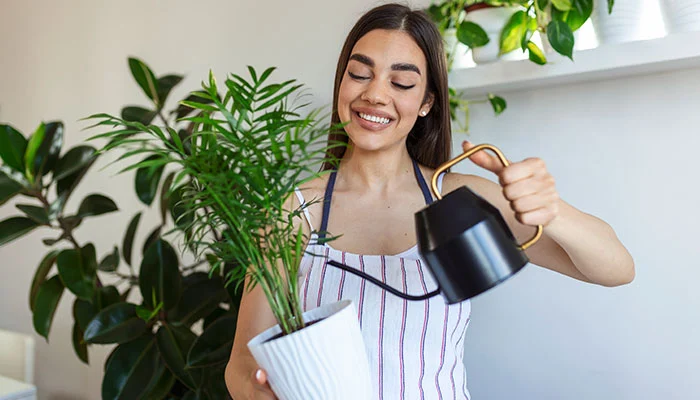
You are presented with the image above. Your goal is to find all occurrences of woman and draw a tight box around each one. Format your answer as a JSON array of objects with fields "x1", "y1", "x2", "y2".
[{"x1": 225, "y1": 3, "x2": 635, "y2": 399}]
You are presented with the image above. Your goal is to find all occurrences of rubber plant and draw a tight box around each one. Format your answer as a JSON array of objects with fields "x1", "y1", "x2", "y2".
[
  {"x1": 0, "y1": 57, "x2": 244, "y2": 399},
  {"x1": 87, "y1": 66, "x2": 344, "y2": 338}
]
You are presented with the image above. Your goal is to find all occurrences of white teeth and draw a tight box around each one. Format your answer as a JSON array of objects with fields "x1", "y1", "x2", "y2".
[{"x1": 358, "y1": 112, "x2": 390, "y2": 125}]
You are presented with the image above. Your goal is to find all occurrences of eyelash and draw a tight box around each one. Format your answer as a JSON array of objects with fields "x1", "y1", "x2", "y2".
[{"x1": 348, "y1": 72, "x2": 415, "y2": 90}]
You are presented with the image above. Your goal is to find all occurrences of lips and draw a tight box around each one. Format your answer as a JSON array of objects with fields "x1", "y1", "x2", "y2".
[{"x1": 351, "y1": 107, "x2": 395, "y2": 131}]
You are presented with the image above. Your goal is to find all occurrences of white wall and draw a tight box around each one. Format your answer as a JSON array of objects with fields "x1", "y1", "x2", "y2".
[{"x1": 1, "y1": 0, "x2": 698, "y2": 399}]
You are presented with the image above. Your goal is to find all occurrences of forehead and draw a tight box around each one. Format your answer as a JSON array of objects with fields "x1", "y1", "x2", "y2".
[{"x1": 350, "y1": 29, "x2": 427, "y2": 71}]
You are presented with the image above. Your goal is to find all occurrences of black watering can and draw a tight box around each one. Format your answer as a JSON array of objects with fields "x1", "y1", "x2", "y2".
[{"x1": 327, "y1": 144, "x2": 543, "y2": 304}]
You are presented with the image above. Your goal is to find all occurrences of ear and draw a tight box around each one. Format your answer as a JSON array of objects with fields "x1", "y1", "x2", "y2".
[{"x1": 420, "y1": 91, "x2": 435, "y2": 115}]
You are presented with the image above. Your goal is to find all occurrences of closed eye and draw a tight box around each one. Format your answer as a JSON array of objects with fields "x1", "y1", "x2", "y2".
[
  {"x1": 348, "y1": 71, "x2": 368, "y2": 80},
  {"x1": 393, "y1": 82, "x2": 415, "y2": 90}
]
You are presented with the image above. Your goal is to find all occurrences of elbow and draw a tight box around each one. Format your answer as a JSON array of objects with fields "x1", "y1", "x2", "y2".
[{"x1": 600, "y1": 254, "x2": 636, "y2": 287}]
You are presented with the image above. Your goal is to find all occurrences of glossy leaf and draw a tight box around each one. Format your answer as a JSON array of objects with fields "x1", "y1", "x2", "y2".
[
  {"x1": 31, "y1": 121, "x2": 63, "y2": 179},
  {"x1": 122, "y1": 106, "x2": 157, "y2": 126},
  {"x1": 76, "y1": 194, "x2": 118, "y2": 218},
  {"x1": 143, "y1": 357, "x2": 175, "y2": 400},
  {"x1": 202, "y1": 307, "x2": 228, "y2": 331},
  {"x1": 102, "y1": 334, "x2": 158, "y2": 400},
  {"x1": 456, "y1": 21, "x2": 489, "y2": 48},
  {"x1": 74, "y1": 298, "x2": 98, "y2": 332},
  {"x1": 157, "y1": 75, "x2": 184, "y2": 106},
  {"x1": 139, "y1": 239, "x2": 181, "y2": 309},
  {"x1": 488, "y1": 94, "x2": 507, "y2": 115},
  {"x1": 99, "y1": 246, "x2": 120, "y2": 272},
  {"x1": 141, "y1": 225, "x2": 161, "y2": 256},
  {"x1": 156, "y1": 324, "x2": 199, "y2": 390},
  {"x1": 500, "y1": 10, "x2": 528, "y2": 55},
  {"x1": 169, "y1": 276, "x2": 227, "y2": 326},
  {"x1": 23, "y1": 123, "x2": 46, "y2": 181},
  {"x1": 53, "y1": 145, "x2": 97, "y2": 181},
  {"x1": 0, "y1": 124, "x2": 28, "y2": 172},
  {"x1": 16, "y1": 204, "x2": 50, "y2": 224},
  {"x1": 0, "y1": 217, "x2": 40, "y2": 246},
  {"x1": 122, "y1": 212, "x2": 142, "y2": 266},
  {"x1": 552, "y1": 0, "x2": 593, "y2": 32},
  {"x1": 53, "y1": 152, "x2": 97, "y2": 218},
  {"x1": 94, "y1": 285, "x2": 121, "y2": 310},
  {"x1": 29, "y1": 250, "x2": 60, "y2": 311},
  {"x1": 0, "y1": 169, "x2": 23, "y2": 205},
  {"x1": 187, "y1": 314, "x2": 237, "y2": 368},
  {"x1": 202, "y1": 366, "x2": 229, "y2": 399},
  {"x1": 135, "y1": 155, "x2": 164, "y2": 206},
  {"x1": 128, "y1": 57, "x2": 160, "y2": 105},
  {"x1": 41, "y1": 236, "x2": 64, "y2": 246},
  {"x1": 551, "y1": 0, "x2": 572, "y2": 11},
  {"x1": 527, "y1": 41, "x2": 547, "y2": 65},
  {"x1": 83, "y1": 303, "x2": 148, "y2": 344},
  {"x1": 72, "y1": 322, "x2": 89, "y2": 364},
  {"x1": 56, "y1": 246, "x2": 96, "y2": 300},
  {"x1": 33, "y1": 275, "x2": 64, "y2": 339},
  {"x1": 547, "y1": 20, "x2": 575, "y2": 60}
]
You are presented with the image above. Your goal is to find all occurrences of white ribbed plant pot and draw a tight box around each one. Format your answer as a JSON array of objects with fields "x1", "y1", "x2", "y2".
[
  {"x1": 661, "y1": 0, "x2": 700, "y2": 33},
  {"x1": 247, "y1": 300, "x2": 372, "y2": 400},
  {"x1": 591, "y1": 0, "x2": 646, "y2": 44},
  {"x1": 464, "y1": 6, "x2": 522, "y2": 64}
]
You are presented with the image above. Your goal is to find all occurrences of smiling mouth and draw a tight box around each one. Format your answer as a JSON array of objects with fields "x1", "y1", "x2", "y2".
[{"x1": 356, "y1": 112, "x2": 392, "y2": 125}]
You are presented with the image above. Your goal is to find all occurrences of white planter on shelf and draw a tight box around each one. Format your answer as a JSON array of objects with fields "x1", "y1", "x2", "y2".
[
  {"x1": 443, "y1": 28, "x2": 475, "y2": 69},
  {"x1": 591, "y1": 0, "x2": 646, "y2": 44},
  {"x1": 539, "y1": 30, "x2": 582, "y2": 63},
  {"x1": 247, "y1": 300, "x2": 372, "y2": 400},
  {"x1": 661, "y1": 0, "x2": 700, "y2": 33},
  {"x1": 464, "y1": 6, "x2": 522, "y2": 64}
]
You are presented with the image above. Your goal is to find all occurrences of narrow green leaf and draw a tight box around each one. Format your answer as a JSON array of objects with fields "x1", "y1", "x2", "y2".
[
  {"x1": 53, "y1": 145, "x2": 97, "y2": 181},
  {"x1": 0, "y1": 170, "x2": 23, "y2": 205},
  {"x1": 83, "y1": 303, "x2": 148, "y2": 344},
  {"x1": 174, "y1": 91, "x2": 216, "y2": 120},
  {"x1": 33, "y1": 275, "x2": 64, "y2": 340},
  {"x1": 500, "y1": 10, "x2": 528, "y2": 55},
  {"x1": 128, "y1": 57, "x2": 160, "y2": 106},
  {"x1": 547, "y1": 20, "x2": 575, "y2": 60},
  {"x1": 72, "y1": 322, "x2": 89, "y2": 364},
  {"x1": 76, "y1": 194, "x2": 118, "y2": 218},
  {"x1": 135, "y1": 155, "x2": 164, "y2": 206},
  {"x1": 56, "y1": 247, "x2": 96, "y2": 300},
  {"x1": 156, "y1": 324, "x2": 199, "y2": 390},
  {"x1": 0, "y1": 217, "x2": 40, "y2": 246},
  {"x1": 0, "y1": 124, "x2": 28, "y2": 172},
  {"x1": 121, "y1": 106, "x2": 157, "y2": 126},
  {"x1": 187, "y1": 315, "x2": 236, "y2": 368},
  {"x1": 16, "y1": 204, "x2": 50, "y2": 224},
  {"x1": 456, "y1": 21, "x2": 490, "y2": 48},
  {"x1": 527, "y1": 41, "x2": 548, "y2": 65},
  {"x1": 159, "y1": 172, "x2": 175, "y2": 224},
  {"x1": 139, "y1": 239, "x2": 181, "y2": 310},
  {"x1": 99, "y1": 246, "x2": 120, "y2": 272},
  {"x1": 29, "y1": 250, "x2": 60, "y2": 311},
  {"x1": 102, "y1": 334, "x2": 158, "y2": 400},
  {"x1": 122, "y1": 213, "x2": 141, "y2": 266}
]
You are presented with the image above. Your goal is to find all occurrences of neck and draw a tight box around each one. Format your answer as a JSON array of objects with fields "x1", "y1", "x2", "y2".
[{"x1": 337, "y1": 142, "x2": 415, "y2": 193}]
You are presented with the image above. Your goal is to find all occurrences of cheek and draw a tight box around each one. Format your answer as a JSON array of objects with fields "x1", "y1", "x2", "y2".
[{"x1": 337, "y1": 80, "x2": 354, "y2": 120}]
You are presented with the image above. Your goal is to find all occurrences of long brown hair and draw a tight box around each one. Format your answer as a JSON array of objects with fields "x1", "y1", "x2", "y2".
[{"x1": 322, "y1": 3, "x2": 452, "y2": 171}]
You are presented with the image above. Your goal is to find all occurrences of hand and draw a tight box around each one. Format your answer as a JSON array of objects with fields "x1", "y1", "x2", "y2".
[
  {"x1": 231, "y1": 368, "x2": 278, "y2": 400},
  {"x1": 462, "y1": 140, "x2": 560, "y2": 227}
]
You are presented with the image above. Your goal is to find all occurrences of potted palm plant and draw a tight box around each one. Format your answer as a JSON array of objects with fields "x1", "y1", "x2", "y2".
[{"x1": 88, "y1": 67, "x2": 373, "y2": 399}]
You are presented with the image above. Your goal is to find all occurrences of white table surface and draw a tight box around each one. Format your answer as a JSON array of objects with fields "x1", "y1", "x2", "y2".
[{"x1": 0, "y1": 375, "x2": 36, "y2": 400}]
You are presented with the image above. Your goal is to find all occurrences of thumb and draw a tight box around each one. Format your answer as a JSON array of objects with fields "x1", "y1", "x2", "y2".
[{"x1": 461, "y1": 140, "x2": 504, "y2": 174}]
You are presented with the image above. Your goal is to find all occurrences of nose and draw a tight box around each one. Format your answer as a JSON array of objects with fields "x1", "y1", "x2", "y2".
[{"x1": 360, "y1": 79, "x2": 389, "y2": 105}]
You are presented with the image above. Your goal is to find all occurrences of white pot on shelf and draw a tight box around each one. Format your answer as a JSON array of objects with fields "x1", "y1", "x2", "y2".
[
  {"x1": 591, "y1": 0, "x2": 646, "y2": 44},
  {"x1": 247, "y1": 300, "x2": 372, "y2": 400},
  {"x1": 661, "y1": 0, "x2": 700, "y2": 33},
  {"x1": 464, "y1": 6, "x2": 522, "y2": 64},
  {"x1": 443, "y1": 28, "x2": 474, "y2": 70}
]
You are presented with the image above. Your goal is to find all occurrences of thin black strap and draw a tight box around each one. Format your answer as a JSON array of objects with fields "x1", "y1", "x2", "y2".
[
  {"x1": 318, "y1": 170, "x2": 337, "y2": 240},
  {"x1": 413, "y1": 159, "x2": 434, "y2": 205}
]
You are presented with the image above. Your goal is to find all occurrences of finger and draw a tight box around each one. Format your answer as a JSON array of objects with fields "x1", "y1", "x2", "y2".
[
  {"x1": 462, "y1": 140, "x2": 504, "y2": 174},
  {"x1": 253, "y1": 369, "x2": 278, "y2": 399},
  {"x1": 502, "y1": 176, "x2": 555, "y2": 201},
  {"x1": 499, "y1": 158, "x2": 547, "y2": 186},
  {"x1": 509, "y1": 192, "x2": 559, "y2": 214},
  {"x1": 515, "y1": 204, "x2": 559, "y2": 227}
]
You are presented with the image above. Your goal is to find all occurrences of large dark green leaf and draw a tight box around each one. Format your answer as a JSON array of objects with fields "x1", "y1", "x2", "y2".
[
  {"x1": 23, "y1": 123, "x2": 46, "y2": 181},
  {"x1": 29, "y1": 121, "x2": 63, "y2": 180},
  {"x1": 156, "y1": 324, "x2": 199, "y2": 390},
  {"x1": 72, "y1": 321, "x2": 89, "y2": 364},
  {"x1": 157, "y1": 75, "x2": 184, "y2": 107},
  {"x1": 139, "y1": 239, "x2": 181, "y2": 309},
  {"x1": 143, "y1": 356, "x2": 176, "y2": 400},
  {"x1": 552, "y1": 0, "x2": 593, "y2": 32},
  {"x1": 0, "y1": 124, "x2": 28, "y2": 172},
  {"x1": 76, "y1": 194, "x2": 118, "y2": 218},
  {"x1": 547, "y1": 20, "x2": 575, "y2": 60},
  {"x1": 122, "y1": 212, "x2": 141, "y2": 266},
  {"x1": 141, "y1": 225, "x2": 161, "y2": 256},
  {"x1": 0, "y1": 217, "x2": 40, "y2": 246},
  {"x1": 122, "y1": 106, "x2": 157, "y2": 126},
  {"x1": 16, "y1": 204, "x2": 50, "y2": 224},
  {"x1": 56, "y1": 245, "x2": 96, "y2": 300},
  {"x1": 94, "y1": 285, "x2": 121, "y2": 310},
  {"x1": 99, "y1": 246, "x2": 120, "y2": 272},
  {"x1": 135, "y1": 155, "x2": 164, "y2": 206},
  {"x1": 187, "y1": 314, "x2": 237, "y2": 368},
  {"x1": 83, "y1": 303, "x2": 148, "y2": 344},
  {"x1": 29, "y1": 250, "x2": 60, "y2": 311},
  {"x1": 0, "y1": 169, "x2": 23, "y2": 205},
  {"x1": 33, "y1": 275, "x2": 64, "y2": 339},
  {"x1": 202, "y1": 307, "x2": 228, "y2": 331},
  {"x1": 499, "y1": 10, "x2": 529, "y2": 55},
  {"x1": 456, "y1": 21, "x2": 489, "y2": 48},
  {"x1": 102, "y1": 334, "x2": 158, "y2": 400},
  {"x1": 53, "y1": 145, "x2": 97, "y2": 181},
  {"x1": 74, "y1": 298, "x2": 98, "y2": 332},
  {"x1": 128, "y1": 57, "x2": 160, "y2": 106},
  {"x1": 169, "y1": 276, "x2": 227, "y2": 326},
  {"x1": 202, "y1": 366, "x2": 229, "y2": 399},
  {"x1": 52, "y1": 151, "x2": 97, "y2": 218}
]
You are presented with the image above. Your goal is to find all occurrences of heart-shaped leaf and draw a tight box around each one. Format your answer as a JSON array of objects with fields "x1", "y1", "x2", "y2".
[
  {"x1": 128, "y1": 57, "x2": 160, "y2": 106},
  {"x1": 135, "y1": 155, "x2": 165, "y2": 206},
  {"x1": 102, "y1": 334, "x2": 158, "y2": 400},
  {"x1": 156, "y1": 324, "x2": 199, "y2": 390},
  {"x1": 33, "y1": 275, "x2": 65, "y2": 340},
  {"x1": 488, "y1": 94, "x2": 507, "y2": 115},
  {"x1": 187, "y1": 314, "x2": 237, "y2": 368},
  {"x1": 456, "y1": 21, "x2": 490, "y2": 48},
  {"x1": 72, "y1": 321, "x2": 89, "y2": 364},
  {"x1": 500, "y1": 10, "x2": 528, "y2": 55},
  {"x1": 29, "y1": 250, "x2": 60, "y2": 311},
  {"x1": 99, "y1": 246, "x2": 120, "y2": 272},
  {"x1": 0, "y1": 124, "x2": 28, "y2": 172},
  {"x1": 547, "y1": 20, "x2": 575, "y2": 60},
  {"x1": 84, "y1": 303, "x2": 148, "y2": 344},
  {"x1": 16, "y1": 204, "x2": 50, "y2": 224},
  {"x1": 552, "y1": 0, "x2": 593, "y2": 32},
  {"x1": 527, "y1": 41, "x2": 547, "y2": 65},
  {"x1": 122, "y1": 212, "x2": 142, "y2": 266},
  {"x1": 122, "y1": 106, "x2": 157, "y2": 126},
  {"x1": 139, "y1": 239, "x2": 181, "y2": 310},
  {"x1": 76, "y1": 194, "x2": 118, "y2": 219},
  {"x1": 0, "y1": 216, "x2": 40, "y2": 246},
  {"x1": 0, "y1": 169, "x2": 23, "y2": 205}
]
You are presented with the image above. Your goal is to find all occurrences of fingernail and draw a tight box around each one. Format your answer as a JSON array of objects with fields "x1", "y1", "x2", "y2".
[{"x1": 255, "y1": 369, "x2": 264, "y2": 382}]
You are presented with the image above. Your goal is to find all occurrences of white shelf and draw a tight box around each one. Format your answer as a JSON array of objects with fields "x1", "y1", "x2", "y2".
[{"x1": 448, "y1": 31, "x2": 700, "y2": 97}]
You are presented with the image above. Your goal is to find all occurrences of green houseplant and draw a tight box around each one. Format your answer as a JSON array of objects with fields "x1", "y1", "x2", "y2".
[
  {"x1": 89, "y1": 65, "x2": 374, "y2": 399},
  {"x1": 0, "y1": 58, "x2": 244, "y2": 399}
]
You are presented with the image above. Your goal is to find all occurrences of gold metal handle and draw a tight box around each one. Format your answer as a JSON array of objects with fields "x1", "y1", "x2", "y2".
[{"x1": 430, "y1": 143, "x2": 543, "y2": 251}]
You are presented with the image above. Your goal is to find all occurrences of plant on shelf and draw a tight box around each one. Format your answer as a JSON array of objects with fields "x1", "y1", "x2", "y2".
[{"x1": 0, "y1": 58, "x2": 243, "y2": 399}]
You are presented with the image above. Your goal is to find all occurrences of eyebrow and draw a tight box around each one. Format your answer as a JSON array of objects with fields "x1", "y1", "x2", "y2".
[{"x1": 349, "y1": 53, "x2": 421, "y2": 75}]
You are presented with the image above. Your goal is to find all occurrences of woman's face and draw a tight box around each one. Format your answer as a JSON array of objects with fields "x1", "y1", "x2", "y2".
[{"x1": 337, "y1": 29, "x2": 433, "y2": 153}]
